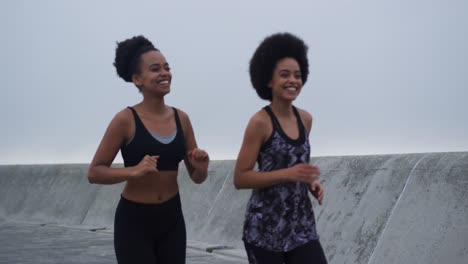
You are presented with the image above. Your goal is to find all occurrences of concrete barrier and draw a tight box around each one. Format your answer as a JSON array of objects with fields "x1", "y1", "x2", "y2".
[
  {"x1": 0, "y1": 152, "x2": 467, "y2": 264},
  {"x1": 367, "y1": 152, "x2": 468, "y2": 264},
  {"x1": 0, "y1": 164, "x2": 99, "y2": 225},
  {"x1": 311, "y1": 154, "x2": 426, "y2": 263}
]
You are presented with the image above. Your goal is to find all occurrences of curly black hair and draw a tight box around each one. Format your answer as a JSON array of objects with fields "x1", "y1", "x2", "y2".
[
  {"x1": 249, "y1": 32, "x2": 309, "y2": 101},
  {"x1": 113, "y1": 35, "x2": 158, "y2": 82}
]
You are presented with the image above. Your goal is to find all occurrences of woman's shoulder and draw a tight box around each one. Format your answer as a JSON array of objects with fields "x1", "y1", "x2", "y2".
[
  {"x1": 293, "y1": 106, "x2": 313, "y2": 132},
  {"x1": 247, "y1": 108, "x2": 272, "y2": 131},
  {"x1": 110, "y1": 107, "x2": 133, "y2": 125},
  {"x1": 170, "y1": 106, "x2": 189, "y2": 122},
  {"x1": 103, "y1": 108, "x2": 133, "y2": 139},
  {"x1": 114, "y1": 107, "x2": 135, "y2": 122},
  {"x1": 294, "y1": 106, "x2": 313, "y2": 123}
]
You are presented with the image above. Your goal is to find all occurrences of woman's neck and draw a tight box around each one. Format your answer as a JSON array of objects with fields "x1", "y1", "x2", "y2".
[
  {"x1": 269, "y1": 100, "x2": 294, "y2": 118},
  {"x1": 139, "y1": 96, "x2": 167, "y2": 114}
]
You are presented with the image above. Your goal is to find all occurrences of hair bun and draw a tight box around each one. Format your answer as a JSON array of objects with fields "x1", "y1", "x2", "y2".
[{"x1": 113, "y1": 35, "x2": 156, "y2": 82}]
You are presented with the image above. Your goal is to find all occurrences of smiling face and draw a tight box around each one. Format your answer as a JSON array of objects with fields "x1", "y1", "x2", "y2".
[
  {"x1": 132, "y1": 50, "x2": 172, "y2": 96},
  {"x1": 268, "y1": 57, "x2": 303, "y2": 102}
]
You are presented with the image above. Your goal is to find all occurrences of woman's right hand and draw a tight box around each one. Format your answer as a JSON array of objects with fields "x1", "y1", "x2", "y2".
[
  {"x1": 131, "y1": 155, "x2": 159, "y2": 178},
  {"x1": 287, "y1": 163, "x2": 320, "y2": 183}
]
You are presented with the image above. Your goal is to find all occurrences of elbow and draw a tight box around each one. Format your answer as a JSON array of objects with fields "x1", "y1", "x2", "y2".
[
  {"x1": 192, "y1": 176, "x2": 205, "y2": 184},
  {"x1": 233, "y1": 179, "x2": 241, "y2": 189},
  {"x1": 233, "y1": 174, "x2": 244, "y2": 190},
  {"x1": 87, "y1": 168, "x2": 98, "y2": 184},
  {"x1": 87, "y1": 174, "x2": 96, "y2": 184}
]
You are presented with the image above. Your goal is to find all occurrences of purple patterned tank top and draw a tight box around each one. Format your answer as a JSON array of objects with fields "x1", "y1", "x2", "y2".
[{"x1": 242, "y1": 105, "x2": 319, "y2": 252}]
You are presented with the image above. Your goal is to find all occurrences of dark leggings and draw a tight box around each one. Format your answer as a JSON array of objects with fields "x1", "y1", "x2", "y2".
[
  {"x1": 244, "y1": 240, "x2": 328, "y2": 264},
  {"x1": 114, "y1": 193, "x2": 186, "y2": 264}
]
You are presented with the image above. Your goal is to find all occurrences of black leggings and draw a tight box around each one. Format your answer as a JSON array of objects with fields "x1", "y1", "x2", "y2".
[
  {"x1": 114, "y1": 193, "x2": 186, "y2": 264},
  {"x1": 244, "y1": 240, "x2": 327, "y2": 264}
]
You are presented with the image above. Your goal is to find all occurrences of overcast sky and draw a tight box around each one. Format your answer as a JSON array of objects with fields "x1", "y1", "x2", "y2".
[{"x1": 1, "y1": 0, "x2": 467, "y2": 164}]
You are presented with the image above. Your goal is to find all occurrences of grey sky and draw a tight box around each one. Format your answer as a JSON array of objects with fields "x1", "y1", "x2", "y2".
[{"x1": 1, "y1": 0, "x2": 467, "y2": 164}]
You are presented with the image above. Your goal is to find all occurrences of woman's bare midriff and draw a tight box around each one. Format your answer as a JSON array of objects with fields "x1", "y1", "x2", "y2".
[{"x1": 122, "y1": 170, "x2": 179, "y2": 204}]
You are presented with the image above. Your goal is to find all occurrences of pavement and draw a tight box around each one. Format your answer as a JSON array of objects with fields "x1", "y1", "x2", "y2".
[{"x1": 0, "y1": 221, "x2": 246, "y2": 264}]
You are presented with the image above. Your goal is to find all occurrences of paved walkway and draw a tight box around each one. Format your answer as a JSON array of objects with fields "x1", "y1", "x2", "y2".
[{"x1": 0, "y1": 221, "x2": 247, "y2": 264}]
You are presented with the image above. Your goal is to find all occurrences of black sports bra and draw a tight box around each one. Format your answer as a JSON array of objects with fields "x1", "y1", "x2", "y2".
[{"x1": 120, "y1": 107, "x2": 186, "y2": 171}]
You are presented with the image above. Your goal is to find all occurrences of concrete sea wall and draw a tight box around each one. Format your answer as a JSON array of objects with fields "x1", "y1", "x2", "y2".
[{"x1": 1, "y1": 152, "x2": 467, "y2": 264}]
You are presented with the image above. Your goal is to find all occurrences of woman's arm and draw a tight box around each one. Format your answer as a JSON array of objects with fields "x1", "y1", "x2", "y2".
[
  {"x1": 179, "y1": 109, "x2": 209, "y2": 184},
  {"x1": 234, "y1": 111, "x2": 319, "y2": 190},
  {"x1": 297, "y1": 108, "x2": 325, "y2": 205},
  {"x1": 88, "y1": 109, "x2": 158, "y2": 184}
]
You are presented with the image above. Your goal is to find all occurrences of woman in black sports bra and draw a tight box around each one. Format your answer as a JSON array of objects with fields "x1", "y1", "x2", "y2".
[{"x1": 88, "y1": 35, "x2": 209, "y2": 264}]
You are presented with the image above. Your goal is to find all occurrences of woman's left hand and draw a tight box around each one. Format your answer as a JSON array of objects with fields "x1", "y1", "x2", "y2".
[
  {"x1": 309, "y1": 181, "x2": 324, "y2": 205},
  {"x1": 188, "y1": 148, "x2": 209, "y2": 171}
]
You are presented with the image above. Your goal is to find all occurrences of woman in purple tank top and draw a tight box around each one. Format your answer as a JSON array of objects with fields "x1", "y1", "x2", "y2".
[{"x1": 234, "y1": 32, "x2": 328, "y2": 264}]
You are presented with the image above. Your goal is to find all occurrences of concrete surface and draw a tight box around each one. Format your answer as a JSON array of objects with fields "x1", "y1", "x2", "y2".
[
  {"x1": 367, "y1": 152, "x2": 468, "y2": 264},
  {"x1": 0, "y1": 221, "x2": 246, "y2": 264},
  {"x1": 0, "y1": 152, "x2": 467, "y2": 264}
]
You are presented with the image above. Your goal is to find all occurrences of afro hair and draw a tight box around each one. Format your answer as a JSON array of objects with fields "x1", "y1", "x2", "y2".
[
  {"x1": 249, "y1": 32, "x2": 309, "y2": 101},
  {"x1": 113, "y1": 35, "x2": 158, "y2": 82}
]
